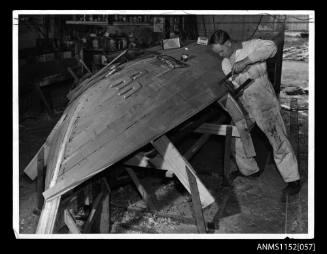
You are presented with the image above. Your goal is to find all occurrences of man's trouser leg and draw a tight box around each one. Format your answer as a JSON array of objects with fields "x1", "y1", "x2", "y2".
[
  {"x1": 231, "y1": 136, "x2": 260, "y2": 176},
  {"x1": 220, "y1": 93, "x2": 260, "y2": 176},
  {"x1": 253, "y1": 107, "x2": 300, "y2": 183}
]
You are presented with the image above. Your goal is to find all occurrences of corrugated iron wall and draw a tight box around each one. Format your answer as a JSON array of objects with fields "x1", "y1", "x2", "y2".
[
  {"x1": 285, "y1": 15, "x2": 309, "y2": 31},
  {"x1": 196, "y1": 15, "x2": 285, "y2": 41}
]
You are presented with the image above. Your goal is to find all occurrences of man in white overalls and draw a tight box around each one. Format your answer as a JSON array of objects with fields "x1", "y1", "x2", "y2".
[{"x1": 209, "y1": 30, "x2": 301, "y2": 197}]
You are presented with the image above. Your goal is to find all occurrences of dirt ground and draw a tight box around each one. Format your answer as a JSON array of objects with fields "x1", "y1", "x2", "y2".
[{"x1": 17, "y1": 34, "x2": 309, "y2": 235}]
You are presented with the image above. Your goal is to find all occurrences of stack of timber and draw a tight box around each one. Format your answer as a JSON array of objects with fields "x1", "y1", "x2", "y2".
[
  {"x1": 283, "y1": 44, "x2": 308, "y2": 62},
  {"x1": 24, "y1": 42, "x2": 230, "y2": 233}
]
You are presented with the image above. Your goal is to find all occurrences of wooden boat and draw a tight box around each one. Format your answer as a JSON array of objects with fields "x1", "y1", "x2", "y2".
[{"x1": 24, "y1": 41, "x2": 230, "y2": 233}]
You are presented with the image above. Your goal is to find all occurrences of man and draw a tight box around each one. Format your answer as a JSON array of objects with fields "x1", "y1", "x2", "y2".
[{"x1": 209, "y1": 30, "x2": 301, "y2": 197}]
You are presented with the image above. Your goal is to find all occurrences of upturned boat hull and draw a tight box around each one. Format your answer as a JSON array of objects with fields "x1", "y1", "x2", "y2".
[{"x1": 24, "y1": 42, "x2": 227, "y2": 205}]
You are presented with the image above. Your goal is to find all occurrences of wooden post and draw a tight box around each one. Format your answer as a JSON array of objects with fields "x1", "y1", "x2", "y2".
[
  {"x1": 125, "y1": 167, "x2": 156, "y2": 211},
  {"x1": 290, "y1": 98, "x2": 299, "y2": 161},
  {"x1": 99, "y1": 178, "x2": 112, "y2": 233},
  {"x1": 223, "y1": 126, "x2": 233, "y2": 186},
  {"x1": 186, "y1": 165, "x2": 207, "y2": 233},
  {"x1": 83, "y1": 192, "x2": 105, "y2": 233},
  {"x1": 36, "y1": 147, "x2": 45, "y2": 211}
]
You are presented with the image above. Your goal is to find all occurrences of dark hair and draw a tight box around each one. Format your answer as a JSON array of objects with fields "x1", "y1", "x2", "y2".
[{"x1": 209, "y1": 30, "x2": 230, "y2": 45}]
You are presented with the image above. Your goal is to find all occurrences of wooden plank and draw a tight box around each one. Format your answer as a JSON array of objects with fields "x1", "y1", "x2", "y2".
[
  {"x1": 79, "y1": 58, "x2": 92, "y2": 75},
  {"x1": 186, "y1": 165, "x2": 207, "y2": 233},
  {"x1": 24, "y1": 112, "x2": 67, "y2": 180},
  {"x1": 184, "y1": 134, "x2": 211, "y2": 160},
  {"x1": 194, "y1": 123, "x2": 240, "y2": 137},
  {"x1": 223, "y1": 126, "x2": 233, "y2": 186},
  {"x1": 125, "y1": 167, "x2": 156, "y2": 210},
  {"x1": 82, "y1": 192, "x2": 105, "y2": 233},
  {"x1": 125, "y1": 133, "x2": 210, "y2": 176},
  {"x1": 290, "y1": 98, "x2": 299, "y2": 159},
  {"x1": 36, "y1": 147, "x2": 45, "y2": 210},
  {"x1": 152, "y1": 135, "x2": 215, "y2": 208},
  {"x1": 64, "y1": 209, "x2": 81, "y2": 234},
  {"x1": 67, "y1": 67, "x2": 79, "y2": 83},
  {"x1": 36, "y1": 197, "x2": 61, "y2": 234},
  {"x1": 99, "y1": 178, "x2": 111, "y2": 233},
  {"x1": 99, "y1": 193, "x2": 110, "y2": 233},
  {"x1": 34, "y1": 83, "x2": 54, "y2": 117},
  {"x1": 23, "y1": 145, "x2": 43, "y2": 181},
  {"x1": 124, "y1": 154, "x2": 154, "y2": 168}
]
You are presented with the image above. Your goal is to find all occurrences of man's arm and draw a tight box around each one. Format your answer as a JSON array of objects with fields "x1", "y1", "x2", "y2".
[
  {"x1": 232, "y1": 39, "x2": 277, "y2": 73},
  {"x1": 247, "y1": 39, "x2": 278, "y2": 63}
]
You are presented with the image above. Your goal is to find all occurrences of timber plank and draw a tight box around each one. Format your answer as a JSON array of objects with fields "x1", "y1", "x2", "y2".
[
  {"x1": 223, "y1": 126, "x2": 233, "y2": 185},
  {"x1": 24, "y1": 112, "x2": 67, "y2": 180},
  {"x1": 152, "y1": 135, "x2": 214, "y2": 208},
  {"x1": 194, "y1": 123, "x2": 240, "y2": 137},
  {"x1": 186, "y1": 165, "x2": 207, "y2": 233}
]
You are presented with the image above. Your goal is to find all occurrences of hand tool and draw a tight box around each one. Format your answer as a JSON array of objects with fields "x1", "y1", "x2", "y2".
[{"x1": 219, "y1": 71, "x2": 254, "y2": 99}]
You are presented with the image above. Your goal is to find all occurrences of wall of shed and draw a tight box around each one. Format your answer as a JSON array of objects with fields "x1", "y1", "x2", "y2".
[{"x1": 285, "y1": 15, "x2": 309, "y2": 31}]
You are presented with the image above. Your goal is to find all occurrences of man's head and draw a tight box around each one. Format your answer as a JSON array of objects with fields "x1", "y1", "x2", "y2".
[{"x1": 209, "y1": 30, "x2": 233, "y2": 58}]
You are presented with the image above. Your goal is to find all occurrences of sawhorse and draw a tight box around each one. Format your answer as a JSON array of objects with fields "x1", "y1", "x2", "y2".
[{"x1": 123, "y1": 125, "x2": 241, "y2": 233}]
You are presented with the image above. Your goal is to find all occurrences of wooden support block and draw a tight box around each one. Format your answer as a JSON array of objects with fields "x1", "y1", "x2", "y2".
[
  {"x1": 223, "y1": 126, "x2": 233, "y2": 186},
  {"x1": 36, "y1": 146, "x2": 45, "y2": 210},
  {"x1": 125, "y1": 167, "x2": 156, "y2": 211},
  {"x1": 194, "y1": 123, "x2": 240, "y2": 137},
  {"x1": 152, "y1": 135, "x2": 215, "y2": 208},
  {"x1": 186, "y1": 165, "x2": 207, "y2": 233},
  {"x1": 64, "y1": 209, "x2": 81, "y2": 234}
]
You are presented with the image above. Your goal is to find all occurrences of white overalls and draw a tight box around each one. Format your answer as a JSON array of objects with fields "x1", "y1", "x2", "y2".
[{"x1": 221, "y1": 39, "x2": 300, "y2": 183}]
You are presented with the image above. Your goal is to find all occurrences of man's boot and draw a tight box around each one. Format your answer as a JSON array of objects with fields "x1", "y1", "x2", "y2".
[{"x1": 281, "y1": 180, "x2": 302, "y2": 202}]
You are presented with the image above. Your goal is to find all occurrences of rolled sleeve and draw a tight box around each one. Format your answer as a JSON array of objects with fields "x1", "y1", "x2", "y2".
[{"x1": 247, "y1": 39, "x2": 278, "y2": 63}]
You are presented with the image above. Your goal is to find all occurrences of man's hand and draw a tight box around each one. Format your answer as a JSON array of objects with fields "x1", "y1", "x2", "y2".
[{"x1": 232, "y1": 57, "x2": 252, "y2": 74}]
